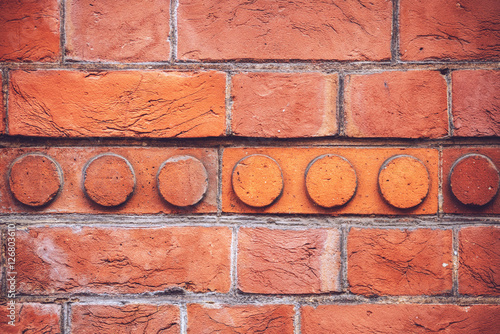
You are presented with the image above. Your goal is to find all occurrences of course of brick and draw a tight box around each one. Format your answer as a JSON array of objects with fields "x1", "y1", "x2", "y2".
[{"x1": 1, "y1": 1, "x2": 499, "y2": 333}]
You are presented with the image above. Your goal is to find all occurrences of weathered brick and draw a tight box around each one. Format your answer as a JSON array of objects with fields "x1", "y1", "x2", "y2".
[
  {"x1": 15, "y1": 226, "x2": 231, "y2": 294},
  {"x1": 348, "y1": 228, "x2": 452, "y2": 296},
  {"x1": 177, "y1": 0, "x2": 392, "y2": 61},
  {"x1": 400, "y1": 0, "x2": 500, "y2": 61},
  {"x1": 231, "y1": 72, "x2": 338, "y2": 137},
  {"x1": 0, "y1": 302, "x2": 60, "y2": 334},
  {"x1": 0, "y1": 0, "x2": 60, "y2": 62},
  {"x1": 0, "y1": 147, "x2": 218, "y2": 214},
  {"x1": 344, "y1": 71, "x2": 448, "y2": 138},
  {"x1": 1, "y1": 71, "x2": 4, "y2": 134},
  {"x1": 460, "y1": 226, "x2": 500, "y2": 296},
  {"x1": 452, "y1": 70, "x2": 500, "y2": 137},
  {"x1": 188, "y1": 304, "x2": 294, "y2": 334},
  {"x1": 238, "y1": 228, "x2": 340, "y2": 294},
  {"x1": 66, "y1": 0, "x2": 170, "y2": 62},
  {"x1": 302, "y1": 304, "x2": 500, "y2": 334},
  {"x1": 71, "y1": 304, "x2": 180, "y2": 333},
  {"x1": 222, "y1": 148, "x2": 438, "y2": 215},
  {"x1": 9, "y1": 70, "x2": 226, "y2": 138}
]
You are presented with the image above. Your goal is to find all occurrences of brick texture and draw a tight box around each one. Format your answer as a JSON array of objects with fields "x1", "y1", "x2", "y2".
[
  {"x1": 348, "y1": 228, "x2": 452, "y2": 296},
  {"x1": 238, "y1": 228, "x2": 340, "y2": 294},
  {"x1": 15, "y1": 227, "x2": 231, "y2": 294},
  {"x1": 231, "y1": 72, "x2": 338, "y2": 137},
  {"x1": 0, "y1": 302, "x2": 61, "y2": 334},
  {"x1": 344, "y1": 71, "x2": 448, "y2": 138},
  {"x1": 9, "y1": 70, "x2": 226, "y2": 138}
]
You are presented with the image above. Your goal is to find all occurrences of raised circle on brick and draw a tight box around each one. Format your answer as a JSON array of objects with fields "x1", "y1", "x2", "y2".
[
  {"x1": 378, "y1": 155, "x2": 430, "y2": 209},
  {"x1": 82, "y1": 153, "x2": 136, "y2": 207},
  {"x1": 157, "y1": 155, "x2": 209, "y2": 207},
  {"x1": 232, "y1": 154, "x2": 284, "y2": 208},
  {"x1": 305, "y1": 154, "x2": 357, "y2": 208},
  {"x1": 449, "y1": 154, "x2": 499, "y2": 206},
  {"x1": 8, "y1": 153, "x2": 63, "y2": 207}
]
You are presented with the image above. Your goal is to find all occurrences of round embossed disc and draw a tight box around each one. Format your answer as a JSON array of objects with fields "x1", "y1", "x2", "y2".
[
  {"x1": 450, "y1": 154, "x2": 499, "y2": 206},
  {"x1": 157, "y1": 155, "x2": 208, "y2": 207},
  {"x1": 8, "y1": 153, "x2": 63, "y2": 207},
  {"x1": 378, "y1": 155, "x2": 430, "y2": 209},
  {"x1": 83, "y1": 153, "x2": 136, "y2": 207},
  {"x1": 232, "y1": 154, "x2": 284, "y2": 207},
  {"x1": 305, "y1": 154, "x2": 357, "y2": 208}
]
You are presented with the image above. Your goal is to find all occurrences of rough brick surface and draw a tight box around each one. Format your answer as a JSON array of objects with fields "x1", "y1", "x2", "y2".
[
  {"x1": 0, "y1": 71, "x2": 4, "y2": 134},
  {"x1": 459, "y1": 227, "x2": 500, "y2": 295},
  {"x1": 0, "y1": 302, "x2": 61, "y2": 334},
  {"x1": 71, "y1": 304, "x2": 180, "y2": 334},
  {"x1": 0, "y1": 0, "x2": 60, "y2": 62},
  {"x1": 223, "y1": 148, "x2": 439, "y2": 215},
  {"x1": 9, "y1": 70, "x2": 226, "y2": 138},
  {"x1": 16, "y1": 226, "x2": 231, "y2": 294},
  {"x1": 238, "y1": 228, "x2": 340, "y2": 294},
  {"x1": 452, "y1": 70, "x2": 500, "y2": 137},
  {"x1": 302, "y1": 304, "x2": 500, "y2": 334},
  {"x1": 66, "y1": 0, "x2": 170, "y2": 62},
  {"x1": 0, "y1": 147, "x2": 218, "y2": 214},
  {"x1": 188, "y1": 304, "x2": 294, "y2": 334},
  {"x1": 345, "y1": 71, "x2": 448, "y2": 138},
  {"x1": 231, "y1": 73, "x2": 338, "y2": 137},
  {"x1": 177, "y1": 0, "x2": 392, "y2": 61},
  {"x1": 400, "y1": 0, "x2": 500, "y2": 61},
  {"x1": 348, "y1": 228, "x2": 452, "y2": 296}
]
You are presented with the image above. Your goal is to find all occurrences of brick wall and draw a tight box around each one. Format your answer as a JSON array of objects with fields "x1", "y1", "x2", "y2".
[{"x1": 1, "y1": 0, "x2": 499, "y2": 333}]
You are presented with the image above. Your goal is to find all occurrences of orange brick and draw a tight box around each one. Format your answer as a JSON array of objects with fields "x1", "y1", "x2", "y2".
[
  {"x1": 0, "y1": 147, "x2": 217, "y2": 214},
  {"x1": 302, "y1": 304, "x2": 500, "y2": 334},
  {"x1": 188, "y1": 304, "x2": 294, "y2": 334},
  {"x1": 1, "y1": 71, "x2": 5, "y2": 134},
  {"x1": 71, "y1": 304, "x2": 180, "y2": 333},
  {"x1": 9, "y1": 70, "x2": 226, "y2": 138},
  {"x1": 231, "y1": 73, "x2": 338, "y2": 137},
  {"x1": 16, "y1": 226, "x2": 231, "y2": 294},
  {"x1": 177, "y1": 0, "x2": 392, "y2": 61},
  {"x1": 344, "y1": 71, "x2": 448, "y2": 138},
  {"x1": 0, "y1": 302, "x2": 60, "y2": 334},
  {"x1": 0, "y1": 0, "x2": 60, "y2": 62},
  {"x1": 222, "y1": 147, "x2": 438, "y2": 215},
  {"x1": 348, "y1": 228, "x2": 453, "y2": 296},
  {"x1": 400, "y1": 0, "x2": 500, "y2": 61},
  {"x1": 66, "y1": 0, "x2": 170, "y2": 62},
  {"x1": 459, "y1": 226, "x2": 500, "y2": 296},
  {"x1": 238, "y1": 228, "x2": 340, "y2": 294}
]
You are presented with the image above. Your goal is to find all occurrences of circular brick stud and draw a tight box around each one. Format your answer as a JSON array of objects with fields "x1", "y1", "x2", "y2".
[
  {"x1": 157, "y1": 155, "x2": 209, "y2": 207},
  {"x1": 449, "y1": 154, "x2": 500, "y2": 206},
  {"x1": 378, "y1": 155, "x2": 430, "y2": 209},
  {"x1": 305, "y1": 154, "x2": 357, "y2": 208},
  {"x1": 8, "y1": 153, "x2": 63, "y2": 207},
  {"x1": 83, "y1": 153, "x2": 136, "y2": 207},
  {"x1": 232, "y1": 154, "x2": 284, "y2": 208}
]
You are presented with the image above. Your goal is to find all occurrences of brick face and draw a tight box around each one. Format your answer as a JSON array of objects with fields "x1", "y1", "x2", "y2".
[{"x1": 0, "y1": 303, "x2": 61, "y2": 334}]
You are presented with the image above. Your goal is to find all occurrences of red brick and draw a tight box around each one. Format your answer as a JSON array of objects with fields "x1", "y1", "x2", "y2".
[
  {"x1": 348, "y1": 228, "x2": 452, "y2": 296},
  {"x1": 459, "y1": 226, "x2": 500, "y2": 296},
  {"x1": 177, "y1": 0, "x2": 392, "y2": 61},
  {"x1": 452, "y1": 70, "x2": 500, "y2": 137},
  {"x1": 66, "y1": 0, "x2": 170, "y2": 62},
  {"x1": 0, "y1": 0, "x2": 60, "y2": 62},
  {"x1": 400, "y1": 0, "x2": 500, "y2": 61},
  {"x1": 223, "y1": 148, "x2": 439, "y2": 215},
  {"x1": 443, "y1": 148, "x2": 500, "y2": 214},
  {"x1": 231, "y1": 73, "x2": 338, "y2": 137},
  {"x1": 302, "y1": 304, "x2": 500, "y2": 334},
  {"x1": 0, "y1": 71, "x2": 4, "y2": 134},
  {"x1": 188, "y1": 304, "x2": 294, "y2": 334},
  {"x1": 71, "y1": 304, "x2": 180, "y2": 334},
  {"x1": 238, "y1": 228, "x2": 340, "y2": 294},
  {"x1": 16, "y1": 226, "x2": 231, "y2": 294},
  {"x1": 9, "y1": 70, "x2": 226, "y2": 138},
  {"x1": 345, "y1": 71, "x2": 448, "y2": 138},
  {"x1": 0, "y1": 302, "x2": 60, "y2": 334},
  {"x1": 0, "y1": 147, "x2": 218, "y2": 214}
]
